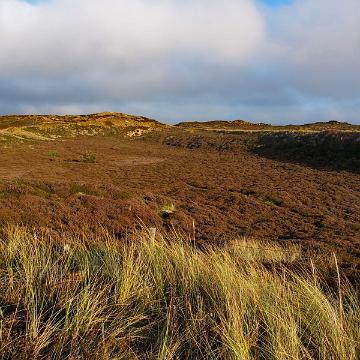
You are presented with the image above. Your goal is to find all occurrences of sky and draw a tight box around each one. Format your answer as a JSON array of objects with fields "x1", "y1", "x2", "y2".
[{"x1": 0, "y1": 0, "x2": 359, "y2": 124}]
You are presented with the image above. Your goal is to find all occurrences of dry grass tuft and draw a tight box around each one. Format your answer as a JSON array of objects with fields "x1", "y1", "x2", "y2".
[{"x1": 0, "y1": 226, "x2": 358, "y2": 359}]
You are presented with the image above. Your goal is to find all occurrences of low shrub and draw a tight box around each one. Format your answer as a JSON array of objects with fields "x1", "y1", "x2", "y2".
[{"x1": 82, "y1": 151, "x2": 96, "y2": 163}]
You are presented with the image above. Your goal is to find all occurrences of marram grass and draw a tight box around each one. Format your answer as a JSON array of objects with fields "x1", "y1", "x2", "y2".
[{"x1": 0, "y1": 226, "x2": 358, "y2": 359}]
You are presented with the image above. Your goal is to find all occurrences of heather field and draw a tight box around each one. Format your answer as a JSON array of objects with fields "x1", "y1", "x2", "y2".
[
  {"x1": 0, "y1": 114, "x2": 359, "y2": 358},
  {"x1": 2, "y1": 0, "x2": 360, "y2": 357}
]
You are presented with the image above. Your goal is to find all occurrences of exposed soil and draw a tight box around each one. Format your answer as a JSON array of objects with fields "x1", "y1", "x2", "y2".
[{"x1": 0, "y1": 128, "x2": 359, "y2": 281}]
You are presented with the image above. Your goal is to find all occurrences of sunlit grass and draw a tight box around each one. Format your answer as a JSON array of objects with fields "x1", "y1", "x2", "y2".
[{"x1": 0, "y1": 226, "x2": 358, "y2": 359}]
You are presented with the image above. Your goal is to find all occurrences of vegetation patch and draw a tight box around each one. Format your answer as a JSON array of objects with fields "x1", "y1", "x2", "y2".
[
  {"x1": 69, "y1": 183, "x2": 101, "y2": 196},
  {"x1": 160, "y1": 203, "x2": 177, "y2": 223},
  {"x1": 0, "y1": 227, "x2": 358, "y2": 359},
  {"x1": 112, "y1": 191, "x2": 133, "y2": 200},
  {"x1": 253, "y1": 131, "x2": 360, "y2": 173},
  {"x1": 187, "y1": 181, "x2": 210, "y2": 190},
  {"x1": 82, "y1": 151, "x2": 97, "y2": 163},
  {"x1": 47, "y1": 150, "x2": 60, "y2": 161},
  {"x1": 241, "y1": 189, "x2": 284, "y2": 207}
]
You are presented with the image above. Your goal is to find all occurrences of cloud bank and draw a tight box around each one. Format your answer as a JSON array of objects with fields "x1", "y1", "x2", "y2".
[{"x1": 0, "y1": 0, "x2": 359, "y2": 124}]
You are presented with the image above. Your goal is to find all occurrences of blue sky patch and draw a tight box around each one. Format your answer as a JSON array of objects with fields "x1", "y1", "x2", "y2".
[{"x1": 259, "y1": 0, "x2": 293, "y2": 6}]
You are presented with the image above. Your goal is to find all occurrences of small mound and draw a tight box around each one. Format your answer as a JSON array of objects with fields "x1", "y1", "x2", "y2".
[{"x1": 0, "y1": 112, "x2": 167, "y2": 144}]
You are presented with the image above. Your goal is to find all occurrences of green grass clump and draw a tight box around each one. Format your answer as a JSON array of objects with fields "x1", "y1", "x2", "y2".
[
  {"x1": 0, "y1": 227, "x2": 358, "y2": 359},
  {"x1": 47, "y1": 150, "x2": 60, "y2": 161},
  {"x1": 82, "y1": 151, "x2": 96, "y2": 163}
]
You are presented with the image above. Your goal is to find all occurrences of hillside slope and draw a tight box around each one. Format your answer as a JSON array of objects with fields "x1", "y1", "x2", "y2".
[
  {"x1": 0, "y1": 112, "x2": 167, "y2": 143},
  {"x1": 176, "y1": 119, "x2": 360, "y2": 132},
  {"x1": 0, "y1": 113, "x2": 359, "y2": 283}
]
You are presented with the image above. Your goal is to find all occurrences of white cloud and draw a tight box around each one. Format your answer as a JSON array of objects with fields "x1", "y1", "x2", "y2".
[
  {"x1": 0, "y1": 0, "x2": 265, "y2": 75},
  {"x1": 0, "y1": 0, "x2": 359, "y2": 124},
  {"x1": 264, "y1": 0, "x2": 360, "y2": 97}
]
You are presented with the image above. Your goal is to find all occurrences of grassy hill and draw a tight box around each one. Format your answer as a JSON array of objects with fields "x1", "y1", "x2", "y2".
[
  {"x1": 176, "y1": 119, "x2": 360, "y2": 132},
  {"x1": 0, "y1": 112, "x2": 166, "y2": 144}
]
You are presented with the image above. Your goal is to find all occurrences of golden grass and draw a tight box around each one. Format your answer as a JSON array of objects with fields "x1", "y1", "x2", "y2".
[
  {"x1": 0, "y1": 113, "x2": 166, "y2": 144},
  {"x1": 0, "y1": 226, "x2": 358, "y2": 359}
]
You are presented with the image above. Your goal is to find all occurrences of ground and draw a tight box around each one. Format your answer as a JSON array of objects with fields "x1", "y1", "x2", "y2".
[{"x1": 0, "y1": 118, "x2": 359, "y2": 282}]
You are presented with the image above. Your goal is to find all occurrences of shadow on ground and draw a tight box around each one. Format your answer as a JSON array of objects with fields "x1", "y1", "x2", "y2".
[{"x1": 252, "y1": 131, "x2": 360, "y2": 174}]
